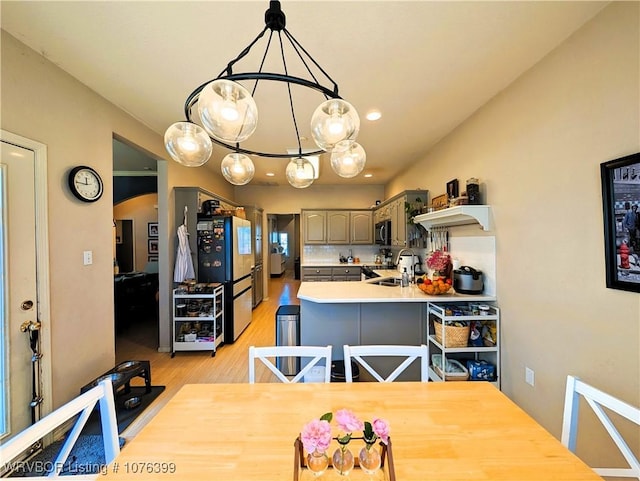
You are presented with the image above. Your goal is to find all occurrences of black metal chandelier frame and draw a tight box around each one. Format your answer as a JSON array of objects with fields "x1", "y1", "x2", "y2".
[{"x1": 181, "y1": 0, "x2": 346, "y2": 159}]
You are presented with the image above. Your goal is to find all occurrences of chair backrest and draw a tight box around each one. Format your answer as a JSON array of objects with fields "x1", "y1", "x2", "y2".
[
  {"x1": 561, "y1": 375, "x2": 640, "y2": 480},
  {"x1": 343, "y1": 344, "x2": 429, "y2": 382},
  {"x1": 248, "y1": 345, "x2": 332, "y2": 383},
  {"x1": 0, "y1": 378, "x2": 120, "y2": 480}
]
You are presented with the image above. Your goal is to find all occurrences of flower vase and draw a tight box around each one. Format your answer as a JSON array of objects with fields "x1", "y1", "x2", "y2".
[
  {"x1": 332, "y1": 445, "x2": 355, "y2": 476},
  {"x1": 307, "y1": 450, "x2": 329, "y2": 477},
  {"x1": 358, "y1": 445, "x2": 381, "y2": 475}
]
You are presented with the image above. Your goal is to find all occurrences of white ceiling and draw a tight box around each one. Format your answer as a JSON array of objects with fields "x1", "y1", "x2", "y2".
[{"x1": 1, "y1": 1, "x2": 607, "y2": 185}]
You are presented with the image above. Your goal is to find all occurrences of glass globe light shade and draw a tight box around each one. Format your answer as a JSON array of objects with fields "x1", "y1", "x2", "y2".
[
  {"x1": 164, "y1": 122, "x2": 213, "y2": 167},
  {"x1": 286, "y1": 158, "x2": 315, "y2": 189},
  {"x1": 310, "y1": 99, "x2": 360, "y2": 151},
  {"x1": 220, "y1": 153, "x2": 255, "y2": 185},
  {"x1": 330, "y1": 141, "x2": 366, "y2": 178},
  {"x1": 197, "y1": 79, "x2": 258, "y2": 143}
]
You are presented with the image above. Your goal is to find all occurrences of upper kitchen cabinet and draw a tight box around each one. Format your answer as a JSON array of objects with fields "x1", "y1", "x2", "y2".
[
  {"x1": 327, "y1": 211, "x2": 350, "y2": 244},
  {"x1": 302, "y1": 209, "x2": 373, "y2": 245},
  {"x1": 350, "y1": 211, "x2": 373, "y2": 244},
  {"x1": 374, "y1": 190, "x2": 428, "y2": 248},
  {"x1": 302, "y1": 210, "x2": 327, "y2": 244}
]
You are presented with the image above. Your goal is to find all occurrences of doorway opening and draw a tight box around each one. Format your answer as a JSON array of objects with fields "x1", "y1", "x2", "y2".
[
  {"x1": 112, "y1": 138, "x2": 159, "y2": 357},
  {"x1": 267, "y1": 214, "x2": 300, "y2": 280}
]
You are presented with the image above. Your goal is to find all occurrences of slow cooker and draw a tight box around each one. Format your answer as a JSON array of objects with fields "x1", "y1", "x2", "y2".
[{"x1": 453, "y1": 266, "x2": 484, "y2": 294}]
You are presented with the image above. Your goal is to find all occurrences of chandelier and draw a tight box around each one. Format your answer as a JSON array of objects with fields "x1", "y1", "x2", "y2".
[{"x1": 164, "y1": 0, "x2": 366, "y2": 188}]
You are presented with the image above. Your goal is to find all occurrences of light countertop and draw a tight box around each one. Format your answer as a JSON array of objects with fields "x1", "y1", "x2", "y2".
[{"x1": 297, "y1": 280, "x2": 496, "y2": 303}]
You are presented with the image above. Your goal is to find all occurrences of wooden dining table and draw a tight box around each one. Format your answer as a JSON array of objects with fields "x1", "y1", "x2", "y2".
[{"x1": 100, "y1": 381, "x2": 602, "y2": 480}]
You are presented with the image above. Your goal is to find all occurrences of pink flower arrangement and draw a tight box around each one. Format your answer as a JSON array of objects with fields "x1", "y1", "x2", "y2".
[
  {"x1": 300, "y1": 409, "x2": 390, "y2": 454},
  {"x1": 335, "y1": 409, "x2": 364, "y2": 440},
  {"x1": 300, "y1": 418, "x2": 332, "y2": 454},
  {"x1": 370, "y1": 418, "x2": 390, "y2": 446},
  {"x1": 426, "y1": 249, "x2": 450, "y2": 272}
]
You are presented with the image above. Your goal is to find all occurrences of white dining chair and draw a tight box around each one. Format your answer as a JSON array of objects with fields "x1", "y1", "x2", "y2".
[
  {"x1": 248, "y1": 345, "x2": 332, "y2": 383},
  {"x1": 0, "y1": 378, "x2": 120, "y2": 480},
  {"x1": 343, "y1": 344, "x2": 429, "y2": 382},
  {"x1": 561, "y1": 374, "x2": 640, "y2": 480}
]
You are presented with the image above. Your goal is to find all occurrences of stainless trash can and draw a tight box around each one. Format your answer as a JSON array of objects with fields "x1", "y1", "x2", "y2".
[{"x1": 276, "y1": 305, "x2": 300, "y2": 375}]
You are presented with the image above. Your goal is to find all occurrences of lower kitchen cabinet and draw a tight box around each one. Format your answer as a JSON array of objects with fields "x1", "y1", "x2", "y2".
[
  {"x1": 426, "y1": 302, "x2": 500, "y2": 388},
  {"x1": 331, "y1": 266, "x2": 362, "y2": 281},
  {"x1": 172, "y1": 284, "x2": 224, "y2": 357},
  {"x1": 302, "y1": 266, "x2": 362, "y2": 281}
]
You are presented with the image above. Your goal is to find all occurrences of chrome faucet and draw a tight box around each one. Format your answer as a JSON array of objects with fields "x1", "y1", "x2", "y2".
[{"x1": 395, "y1": 248, "x2": 416, "y2": 283}]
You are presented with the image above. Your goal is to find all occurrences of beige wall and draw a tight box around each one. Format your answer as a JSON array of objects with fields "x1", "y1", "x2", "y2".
[
  {"x1": 389, "y1": 2, "x2": 639, "y2": 467},
  {"x1": 234, "y1": 184, "x2": 385, "y2": 213},
  {"x1": 0, "y1": 30, "x2": 230, "y2": 406}
]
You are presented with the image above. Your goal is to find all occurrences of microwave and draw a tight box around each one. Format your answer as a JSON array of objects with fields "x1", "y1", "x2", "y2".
[{"x1": 374, "y1": 220, "x2": 391, "y2": 245}]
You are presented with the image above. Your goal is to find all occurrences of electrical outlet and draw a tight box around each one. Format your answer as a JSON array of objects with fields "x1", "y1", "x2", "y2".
[
  {"x1": 83, "y1": 250, "x2": 93, "y2": 266},
  {"x1": 525, "y1": 367, "x2": 535, "y2": 387}
]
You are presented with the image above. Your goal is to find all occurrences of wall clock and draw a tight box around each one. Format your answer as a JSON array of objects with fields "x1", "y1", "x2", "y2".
[{"x1": 68, "y1": 166, "x2": 104, "y2": 202}]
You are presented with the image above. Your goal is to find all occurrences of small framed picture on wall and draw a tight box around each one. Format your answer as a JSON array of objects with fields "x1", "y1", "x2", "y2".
[
  {"x1": 148, "y1": 222, "x2": 158, "y2": 237},
  {"x1": 148, "y1": 239, "x2": 159, "y2": 254}
]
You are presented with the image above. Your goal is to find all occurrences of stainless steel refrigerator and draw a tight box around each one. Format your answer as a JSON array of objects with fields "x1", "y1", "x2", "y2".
[{"x1": 196, "y1": 215, "x2": 253, "y2": 343}]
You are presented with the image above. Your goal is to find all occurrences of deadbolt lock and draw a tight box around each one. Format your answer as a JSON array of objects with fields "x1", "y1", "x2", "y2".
[{"x1": 20, "y1": 320, "x2": 41, "y2": 332}]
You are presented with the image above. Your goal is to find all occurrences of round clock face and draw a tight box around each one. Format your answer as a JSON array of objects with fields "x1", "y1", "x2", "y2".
[{"x1": 68, "y1": 166, "x2": 104, "y2": 202}]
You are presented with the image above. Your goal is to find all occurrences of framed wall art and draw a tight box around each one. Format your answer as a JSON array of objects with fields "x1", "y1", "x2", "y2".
[
  {"x1": 600, "y1": 152, "x2": 640, "y2": 292},
  {"x1": 148, "y1": 222, "x2": 158, "y2": 237},
  {"x1": 148, "y1": 239, "x2": 159, "y2": 255}
]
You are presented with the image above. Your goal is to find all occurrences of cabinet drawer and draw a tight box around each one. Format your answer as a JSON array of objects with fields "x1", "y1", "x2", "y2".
[
  {"x1": 304, "y1": 276, "x2": 333, "y2": 282},
  {"x1": 331, "y1": 267, "x2": 361, "y2": 276},
  {"x1": 302, "y1": 267, "x2": 333, "y2": 277}
]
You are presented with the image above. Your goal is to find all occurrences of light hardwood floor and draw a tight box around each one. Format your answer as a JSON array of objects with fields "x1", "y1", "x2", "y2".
[{"x1": 115, "y1": 272, "x2": 301, "y2": 440}]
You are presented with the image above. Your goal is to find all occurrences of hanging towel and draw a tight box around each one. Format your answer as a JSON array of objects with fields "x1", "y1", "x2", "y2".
[{"x1": 174, "y1": 223, "x2": 195, "y2": 283}]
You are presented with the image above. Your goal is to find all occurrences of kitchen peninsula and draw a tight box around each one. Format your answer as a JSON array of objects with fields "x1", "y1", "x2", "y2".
[{"x1": 297, "y1": 279, "x2": 497, "y2": 380}]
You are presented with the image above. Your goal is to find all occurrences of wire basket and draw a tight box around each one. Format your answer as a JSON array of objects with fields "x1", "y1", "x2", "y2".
[{"x1": 433, "y1": 321, "x2": 470, "y2": 348}]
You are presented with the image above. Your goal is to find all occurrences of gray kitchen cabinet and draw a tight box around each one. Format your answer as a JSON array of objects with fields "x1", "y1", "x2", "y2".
[
  {"x1": 301, "y1": 266, "x2": 333, "y2": 282},
  {"x1": 302, "y1": 210, "x2": 327, "y2": 244},
  {"x1": 331, "y1": 266, "x2": 362, "y2": 281},
  {"x1": 302, "y1": 265, "x2": 362, "y2": 281},
  {"x1": 350, "y1": 211, "x2": 373, "y2": 244},
  {"x1": 373, "y1": 190, "x2": 428, "y2": 248},
  {"x1": 327, "y1": 211, "x2": 350, "y2": 244},
  {"x1": 302, "y1": 209, "x2": 373, "y2": 245},
  {"x1": 244, "y1": 206, "x2": 264, "y2": 307}
]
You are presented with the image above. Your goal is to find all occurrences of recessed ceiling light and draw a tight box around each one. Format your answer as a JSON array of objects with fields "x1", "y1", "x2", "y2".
[
  {"x1": 266, "y1": 172, "x2": 275, "y2": 177},
  {"x1": 364, "y1": 173, "x2": 373, "y2": 178},
  {"x1": 366, "y1": 110, "x2": 382, "y2": 121}
]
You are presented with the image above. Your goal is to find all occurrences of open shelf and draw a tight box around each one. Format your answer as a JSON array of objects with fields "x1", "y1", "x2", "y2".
[{"x1": 413, "y1": 205, "x2": 490, "y2": 231}]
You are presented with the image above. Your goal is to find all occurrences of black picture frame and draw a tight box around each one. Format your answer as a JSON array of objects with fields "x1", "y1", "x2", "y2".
[
  {"x1": 148, "y1": 222, "x2": 158, "y2": 237},
  {"x1": 446, "y1": 179, "x2": 459, "y2": 199},
  {"x1": 148, "y1": 239, "x2": 159, "y2": 254},
  {"x1": 148, "y1": 255, "x2": 158, "y2": 262},
  {"x1": 601, "y1": 152, "x2": 640, "y2": 292}
]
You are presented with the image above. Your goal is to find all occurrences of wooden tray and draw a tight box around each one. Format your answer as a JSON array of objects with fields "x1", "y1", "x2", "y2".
[{"x1": 293, "y1": 436, "x2": 396, "y2": 480}]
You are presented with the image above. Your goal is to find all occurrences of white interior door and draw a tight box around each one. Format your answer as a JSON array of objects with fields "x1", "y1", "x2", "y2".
[{"x1": 0, "y1": 138, "x2": 49, "y2": 444}]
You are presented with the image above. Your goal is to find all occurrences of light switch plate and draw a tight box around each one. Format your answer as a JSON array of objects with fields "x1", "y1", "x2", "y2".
[
  {"x1": 525, "y1": 367, "x2": 535, "y2": 386},
  {"x1": 83, "y1": 250, "x2": 93, "y2": 265}
]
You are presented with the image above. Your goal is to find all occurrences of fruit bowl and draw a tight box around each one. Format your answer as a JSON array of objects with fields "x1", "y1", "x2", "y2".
[{"x1": 417, "y1": 277, "x2": 453, "y2": 295}]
